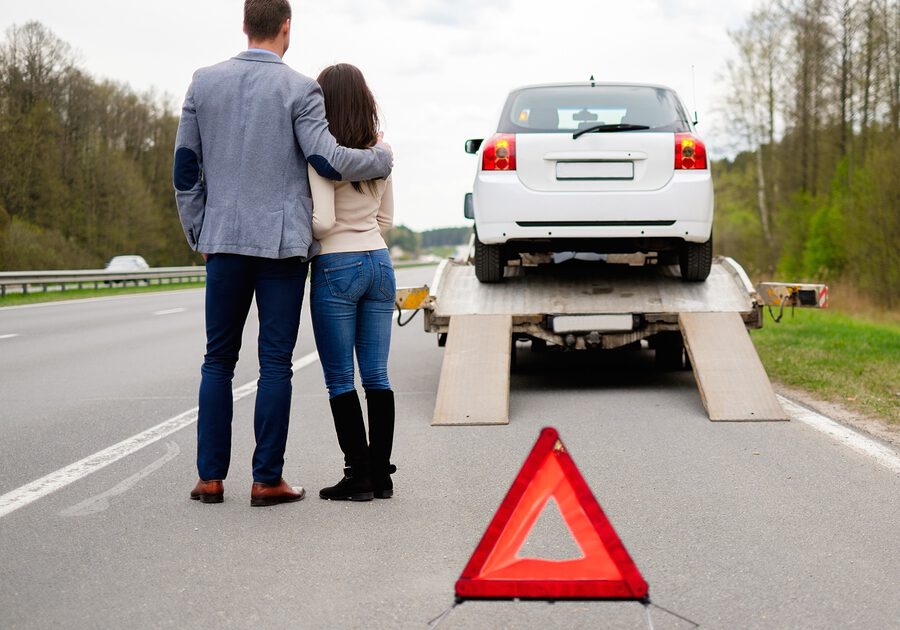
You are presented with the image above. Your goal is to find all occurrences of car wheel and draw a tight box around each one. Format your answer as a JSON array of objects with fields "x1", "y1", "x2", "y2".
[
  {"x1": 679, "y1": 237, "x2": 712, "y2": 282},
  {"x1": 474, "y1": 237, "x2": 504, "y2": 283}
]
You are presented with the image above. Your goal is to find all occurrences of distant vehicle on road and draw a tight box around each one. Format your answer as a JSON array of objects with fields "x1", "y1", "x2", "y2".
[
  {"x1": 464, "y1": 82, "x2": 714, "y2": 283},
  {"x1": 104, "y1": 255, "x2": 150, "y2": 272}
]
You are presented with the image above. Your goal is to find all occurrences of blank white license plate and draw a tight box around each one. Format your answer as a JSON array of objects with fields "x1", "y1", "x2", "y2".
[
  {"x1": 556, "y1": 161, "x2": 634, "y2": 180},
  {"x1": 551, "y1": 314, "x2": 635, "y2": 333}
]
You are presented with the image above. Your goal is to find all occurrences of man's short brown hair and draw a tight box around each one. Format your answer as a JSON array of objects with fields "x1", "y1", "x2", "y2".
[{"x1": 244, "y1": 0, "x2": 292, "y2": 41}]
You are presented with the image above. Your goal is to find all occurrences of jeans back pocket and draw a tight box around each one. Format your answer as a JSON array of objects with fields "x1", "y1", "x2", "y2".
[
  {"x1": 324, "y1": 261, "x2": 365, "y2": 300},
  {"x1": 377, "y1": 261, "x2": 397, "y2": 301}
]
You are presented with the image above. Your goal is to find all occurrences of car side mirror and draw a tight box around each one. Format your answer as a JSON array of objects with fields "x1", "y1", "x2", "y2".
[
  {"x1": 464, "y1": 193, "x2": 475, "y2": 220},
  {"x1": 465, "y1": 139, "x2": 483, "y2": 154}
]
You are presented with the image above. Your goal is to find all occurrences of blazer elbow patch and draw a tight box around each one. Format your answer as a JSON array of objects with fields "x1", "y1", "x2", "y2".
[
  {"x1": 174, "y1": 147, "x2": 201, "y2": 191},
  {"x1": 308, "y1": 155, "x2": 342, "y2": 181}
]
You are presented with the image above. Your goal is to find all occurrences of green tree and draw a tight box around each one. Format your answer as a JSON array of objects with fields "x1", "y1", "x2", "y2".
[{"x1": 384, "y1": 225, "x2": 421, "y2": 256}]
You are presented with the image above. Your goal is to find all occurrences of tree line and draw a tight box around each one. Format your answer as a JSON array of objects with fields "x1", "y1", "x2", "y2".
[
  {"x1": 383, "y1": 226, "x2": 472, "y2": 256},
  {"x1": 0, "y1": 22, "x2": 190, "y2": 270},
  {"x1": 715, "y1": 0, "x2": 899, "y2": 307}
]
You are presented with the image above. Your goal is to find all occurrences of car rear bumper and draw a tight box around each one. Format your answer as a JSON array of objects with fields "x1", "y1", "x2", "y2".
[{"x1": 473, "y1": 170, "x2": 714, "y2": 245}]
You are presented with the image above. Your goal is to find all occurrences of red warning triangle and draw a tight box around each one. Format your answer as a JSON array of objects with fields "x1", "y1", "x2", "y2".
[{"x1": 455, "y1": 427, "x2": 648, "y2": 600}]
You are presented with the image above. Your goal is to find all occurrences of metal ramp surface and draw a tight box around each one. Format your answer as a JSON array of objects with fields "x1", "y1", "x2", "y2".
[
  {"x1": 432, "y1": 315, "x2": 512, "y2": 426},
  {"x1": 430, "y1": 261, "x2": 755, "y2": 319},
  {"x1": 679, "y1": 312, "x2": 789, "y2": 421}
]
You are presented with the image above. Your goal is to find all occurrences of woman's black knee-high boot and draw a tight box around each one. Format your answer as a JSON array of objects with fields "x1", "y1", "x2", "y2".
[
  {"x1": 366, "y1": 389, "x2": 396, "y2": 499},
  {"x1": 319, "y1": 391, "x2": 374, "y2": 501}
]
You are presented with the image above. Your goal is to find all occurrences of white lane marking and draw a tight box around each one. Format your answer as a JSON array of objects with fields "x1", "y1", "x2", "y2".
[
  {"x1": 0, "y1": 288, "x2": 204, "y2": 311},
  {"x1": 60, "y1": 441, "x2": 181, "y2": 517},
  {"x1": 0, "y1": 351, "x2": 320, "y2": 519},
  {"x1": 153, "y1": 308, "x2": 188, "y2": 316},
  {"x1": 0, "y1": 334, "x2": 18, "y2": 340},
  {"x1": 778, "y1": 395, "x2": 900, "y2": 474}
]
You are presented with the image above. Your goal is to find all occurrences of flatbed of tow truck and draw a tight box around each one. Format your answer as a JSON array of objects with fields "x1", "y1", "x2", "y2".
[
  {"x1": 423, "y1": 257, "x2": 761, "y2": 351},
  {"x1": 396, "y1": 255, "x2": 826, "y2": 426}
]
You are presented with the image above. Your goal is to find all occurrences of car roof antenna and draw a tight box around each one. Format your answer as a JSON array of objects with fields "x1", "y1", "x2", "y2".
[
  {"x1": 691, "y1": 65, "x2": 699, "y2": 125},
  {"x1": 590, "y1": 74, "x2": 596, "y2": 88}
]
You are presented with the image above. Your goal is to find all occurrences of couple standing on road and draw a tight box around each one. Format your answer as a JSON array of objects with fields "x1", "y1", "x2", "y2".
[{"x1": 174, "y1": 0, "x2": 397, "y2": 506}]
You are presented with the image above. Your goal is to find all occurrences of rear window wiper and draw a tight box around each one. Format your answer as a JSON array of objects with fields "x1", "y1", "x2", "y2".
[{"x1": 573, "y1": 123, "x2": 650, "y2": 139}]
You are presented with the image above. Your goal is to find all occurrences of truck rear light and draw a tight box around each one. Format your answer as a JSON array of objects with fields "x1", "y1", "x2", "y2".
[
  {"x1": 482, "y1": 133, "x2": 517, "y2": 171},
  {"x1": 675, "y1": 133, "x2": 707, "y2": 170}
]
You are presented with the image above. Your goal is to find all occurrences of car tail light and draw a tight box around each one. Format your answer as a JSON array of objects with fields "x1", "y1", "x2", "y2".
[
  {"x1": 675, "y1": 133, "x2": 707, "y2": 170},
  {"x1": 482, "y1": 133, "x2": 517, "y2": 171}
]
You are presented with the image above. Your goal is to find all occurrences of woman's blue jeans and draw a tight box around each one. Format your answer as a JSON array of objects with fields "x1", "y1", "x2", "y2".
[{"x1": 310, "y1": 249, "x2": 395, "y2": 398}]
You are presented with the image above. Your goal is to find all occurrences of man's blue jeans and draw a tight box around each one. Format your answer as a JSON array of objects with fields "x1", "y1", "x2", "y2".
[
  {"x1": 197, "y1": 253, "x2": 309, "y2": 484},
  {"x1": 310, "y1": 249, "x2": 395, "y2": 398}
]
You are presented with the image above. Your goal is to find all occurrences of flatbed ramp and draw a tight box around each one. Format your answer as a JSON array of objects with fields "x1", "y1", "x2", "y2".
[
  {"x1": 419, "y1": 258, "x2": 801, "y2": 425},
  {"x1": 680, "y1": 312, "x2": 789, "y2": 421},
  {"x1": 432, "y1": 315, "x2": 512, "y2": 426}
]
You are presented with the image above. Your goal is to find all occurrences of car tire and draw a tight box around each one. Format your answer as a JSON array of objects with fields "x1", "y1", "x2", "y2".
[
  {"x1": 474, "y1": 237, "x2": 504, "y2": 283},
  {"x1": 679, "y1": 237, "x2": 712, "y2": 282}
]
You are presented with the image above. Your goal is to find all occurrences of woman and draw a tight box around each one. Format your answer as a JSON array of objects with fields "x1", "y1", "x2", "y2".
[{"x1": 309, "y1": 63, "x2": 396, "y2": 502}]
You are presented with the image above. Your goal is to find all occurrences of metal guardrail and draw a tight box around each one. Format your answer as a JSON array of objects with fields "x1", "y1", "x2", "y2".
[
  {"x1": 0, "y1": 267, "x2": 207, "y2": 297},
  {"x1": 0, "y1": 258, "x2": 445, "y2": 298}
]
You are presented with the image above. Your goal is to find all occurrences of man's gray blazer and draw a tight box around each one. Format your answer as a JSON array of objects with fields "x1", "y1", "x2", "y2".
[{"x1": 173, "y1": 50, "x2": 392, "y2": 260}]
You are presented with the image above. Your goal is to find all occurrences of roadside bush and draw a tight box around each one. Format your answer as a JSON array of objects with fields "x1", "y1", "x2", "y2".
[{"x1": 0, "y1": 217, "x2": 98, "y2": 270}]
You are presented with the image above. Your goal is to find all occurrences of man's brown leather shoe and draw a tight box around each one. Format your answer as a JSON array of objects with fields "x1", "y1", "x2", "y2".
[
  {"x1": 190, "y1": 479, "x2": 224, "y2": 504},
  {"x1": 250, "y1": 479, "x2": 306, "y2": 507}
]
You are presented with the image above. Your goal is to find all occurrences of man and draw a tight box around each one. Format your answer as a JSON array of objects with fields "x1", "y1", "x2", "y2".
[{"x1": 174, "y1": 0, "x2": 393, "y2": 506}]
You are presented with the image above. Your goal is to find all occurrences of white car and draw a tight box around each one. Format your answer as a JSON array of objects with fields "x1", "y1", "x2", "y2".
[
  {"x1": 104, "y1": 255, "x2": 150, "y2": 272},
  {"x1": 464, "y1": 82, "x2": 714, "y2": 282}
]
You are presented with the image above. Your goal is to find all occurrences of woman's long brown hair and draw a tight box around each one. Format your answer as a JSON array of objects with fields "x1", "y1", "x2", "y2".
[{"x1": 316, "y1": 63, "x2": 380, "y2": 195}]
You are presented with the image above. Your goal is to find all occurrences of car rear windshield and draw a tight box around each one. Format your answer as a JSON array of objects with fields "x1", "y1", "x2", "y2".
[{"x1": 499, "y1": 85, "x2": 691, "y2": 133}]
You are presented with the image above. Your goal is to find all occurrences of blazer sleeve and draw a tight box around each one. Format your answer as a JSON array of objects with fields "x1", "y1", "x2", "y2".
[
  {"x1": 293, "y1": 81, "x2": 393, "y2": 182},
  {"x1": 173, "y1": 78, "x2": 206, "y2": 251},
  {"x1": 309, "y1": 164, "x2": 336, "y2": 239},
  {"x1": 376, "y1": 177, "x2": 394, "y2": 233}
]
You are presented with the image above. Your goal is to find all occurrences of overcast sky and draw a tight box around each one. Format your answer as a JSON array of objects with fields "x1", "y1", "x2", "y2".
[{"x1": 0, "y1": 0, "x2": 758, "y2": 231}]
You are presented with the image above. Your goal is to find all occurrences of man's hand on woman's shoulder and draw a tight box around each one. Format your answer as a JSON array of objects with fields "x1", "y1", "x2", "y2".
[{"x1": 375, "y1": 132, "x2": 393, "y2": 167}]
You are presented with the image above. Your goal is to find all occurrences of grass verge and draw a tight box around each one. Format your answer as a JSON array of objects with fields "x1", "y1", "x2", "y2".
[
  {"x1": 0, "y1": 281, "x2": 206, "y2": 307},
  {"x1": 751, "y1": 309, "x2": 900, "y2": 424}
]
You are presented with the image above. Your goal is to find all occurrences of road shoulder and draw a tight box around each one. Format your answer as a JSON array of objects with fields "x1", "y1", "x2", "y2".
[{"x1": 775, "y1": 382, "x2": 900, "y2": 448}]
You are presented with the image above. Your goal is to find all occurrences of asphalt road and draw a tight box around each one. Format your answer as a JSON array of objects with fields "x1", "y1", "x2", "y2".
[{"x1": 1, "y1": 266, "x2": 898, "y2": 629}]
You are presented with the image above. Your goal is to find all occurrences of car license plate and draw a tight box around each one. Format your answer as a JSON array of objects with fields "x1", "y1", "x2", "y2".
[
  {"x1": 556, "y1": 161, "x2": 634, "y2": 180},
  {"x1": 551, "y1": 314, "x2": 635, "y2": 333}
]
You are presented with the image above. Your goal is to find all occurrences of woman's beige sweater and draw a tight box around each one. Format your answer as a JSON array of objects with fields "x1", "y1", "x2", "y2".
[{"x1": 309, "y1": 165, "x2": 394, "y2": 254}]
